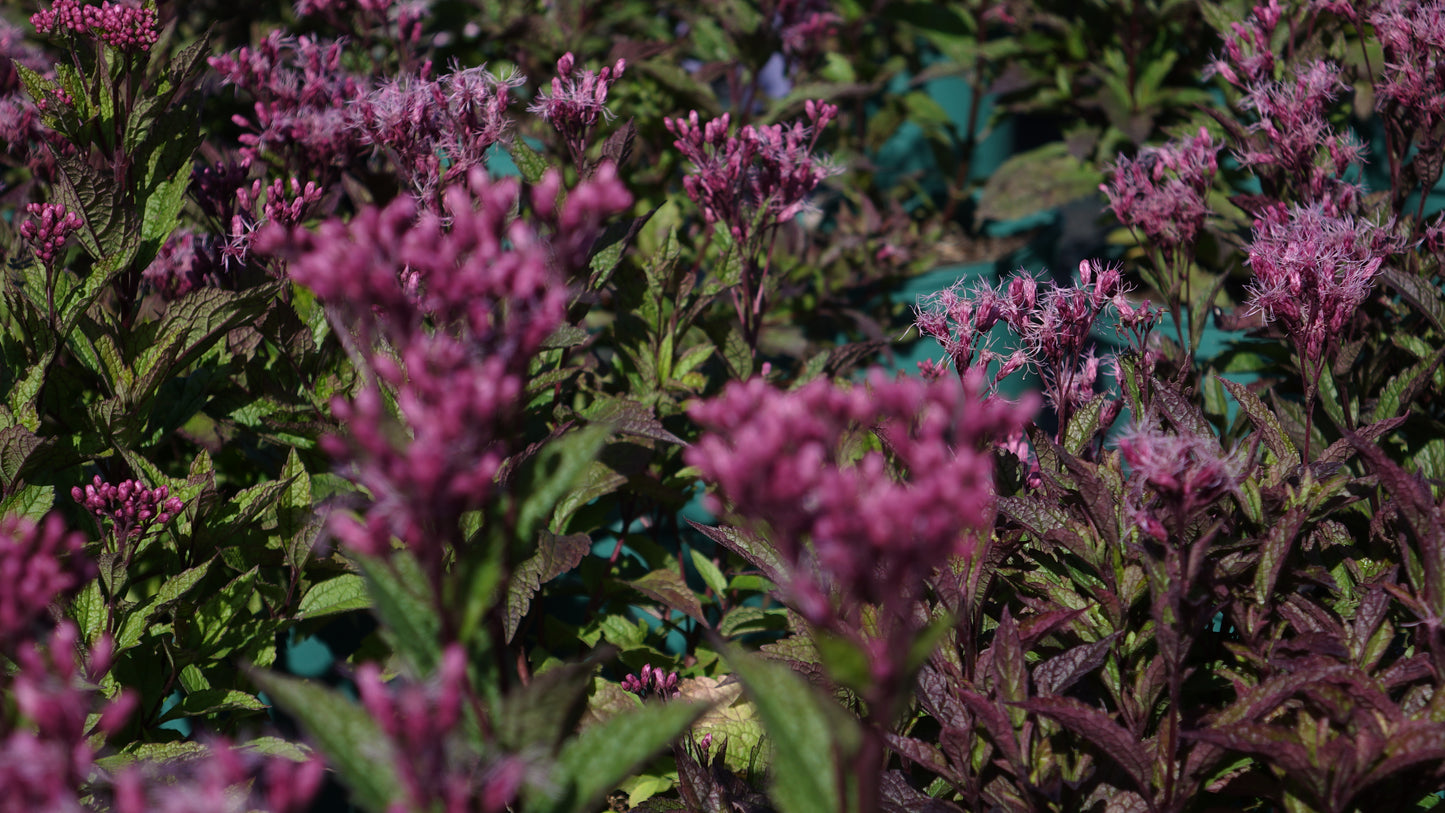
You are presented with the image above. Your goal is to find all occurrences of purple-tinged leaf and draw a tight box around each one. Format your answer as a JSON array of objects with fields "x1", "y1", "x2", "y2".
[
  {"x1": 1019, "y1": 696, "x2": 1151, "y2": 793},
  {"x1": 1349, "y1": 588, "x2": 1390, "y2": 663},
  {"x1": 583, "y1": 396, "x2": 687, "y2": 445},
  {"x1": 505, "y1": 532, "x2": 591, "y2": 641},
  {"x1": 1349, "y1": 434, "x2": 1445, "y2": 618},
  {"x1": 991, "y1": 609, "x2": 1028, "y2": 707},
  {"x1": 1364, "y1": 722, "x2": 1445, "y2": 784},
  {"x1": 956, "y1": 688, "x2": 1024, "y2": 770},
  {"x1": 1188, "y1": 724, "x2": 1314, "y2": 777},
  {"x1": 1379, "y1": 266, "x2": 1445, "y2": 334},
  {"x1": 1064, "y1": 392, "x2": 1111, "y2": 455},
  {"x1": 1218, "y1": 376, "x2": 1298, "y2": 470},
  {"x1": 883, "y1": 734, "x2": 953, "y2": 779},
  {"x1": 1017, "y1": 608, "x2": 1087, "y2": 647},
  {"x1": 1254, "y1": 506, "x2": 1308, "y2": 604},
  {"x1": 1062, "y1": 455, "x2": 1121, "y2": 546},
  {"x1": 1212, "y1": 661, "x2": 1352, "y2": 725},
  {"x1": 687, "y1": 521, "x2": 789, "y2": 588},
  {"x1": 1034, "y1": 634, "x2": 1119, "y2": 695},
  {"x1": 1318, "y1": 415, "x2": 1408, "y2": 467},
  {"x1": 1152, "y1": 374, "x2": 1214, "y2": 440},
  {"x1": 878, "y1": 771, "x2": 965, "y2": 813},
  {"x1": 1371, "y1": 346, "x2": 1445, "y2": 424},
  {"x1": 1379, "y1": 654, "x2": 1432, "y2": 690},
  {"x1": 629, "y1": 568, "x2": 707, "y2": 625}
]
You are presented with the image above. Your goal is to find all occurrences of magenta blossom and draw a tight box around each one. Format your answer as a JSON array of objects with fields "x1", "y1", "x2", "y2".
[
  {"x1": 0, "y1": 515, "x2": 93, "y2": 654},
  {"x1": 18, "y1": 203, "x2": 82, "y2": 267},
  {"x1": 31, "y1": 0, "x2": 158, "y2": 52},
  {"x1": 1245, "y1": 204, "x2": 1401, "y2": 361},
  {"x1": 1118, "y1": 422, "x2": 1247, "y2": 534},
  {"x1": 72, "y1": 476, "x2": 184, "y2": 544}
]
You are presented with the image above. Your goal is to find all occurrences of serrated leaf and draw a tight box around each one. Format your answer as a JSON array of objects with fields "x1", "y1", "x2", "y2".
[
  {"x1": 505, "y1": 532, "x2": 590, "y2": 641},
  {"x1": 356, "y1": 553, "x2": 441, "y2": 676},
  {"x1": 1381, "y1": 266, "x2": 1445, "y2": 333},
  {"x1": 157, "y1": 689, "x2": 267, "y2": 723},
  {"x1": 1219, "y1": 376, "x2": 1298, "y2": 468},
  {"x1": 583, "y1": 397, "x2": 686, "y2": 445},
  {"x1": 629, "y1": 568, "x2": 706, "y2": 625},
  {"x1": 154, "y1": 559, "x2": 213, "y2": 607},
  {"x1": 718, "y1": 606, "x2": 787, "y2": 638},
  {"x1": 507, "y1": 139, "x2": 550, "y2": 184},
  {"x1": 1033, "y1": 634, "x2": 1118, "y2": 695},
  {"x1": 1064, "y1": 392, "x2": 1109, "y2": 455},
  {"x1": 0, "y1": 425, "x2": 43, "y2": 488},
  {"x1": 1020, "y1": 696, "x2": 1151, "y2": 793},
  {"x1": 127, "y1": 285, "x2": 279, "y2": 405},
  {"x1": 517, "y1": 425, "x2": 610, "y2": 543},
  {"x1": 977, "y1": 143, "x2": 1101, "y2": 221},
  {"x1": 1372, "y1": 346, "x2": 1445, "y2": 423},
  {"x1": 248, "y1": 670, "x2": 402, "y2": 813},
  {"x1": 297, "y1": 574, "x2": 369, "y2": 620},
  {"x1": 539, "y1": 700, "x2": 707, "y2": 813},
  {"x1": 686, "y1": 521, "x2": 788, "y2": 588},
  {"x1": 0, "y1": 483, "x2": 54, "y2": 521},
  {"x1": 722, "y1": 647, "x2": 857, "y2": 813}
]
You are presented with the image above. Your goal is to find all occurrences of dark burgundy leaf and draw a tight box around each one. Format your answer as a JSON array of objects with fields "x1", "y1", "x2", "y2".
[
  {"x1": 1019, "y1": 696, "x2": 1152, "y2": 792},
  {"x1": 1033, "y1": 634, "x2": 1119, "y2": 695},
  {"x1": 878, "y1": 771, "x2": 965, "y2": 813},
  {"x1": 1188, "y1": 724, "x2": 1314, "y2": 777},
  {"x1": 1349, "y1": 434, "x2": 1445, "y2": 618},
  {"x1": 1218, "y1": 375, "x2": 1298, "y2": 469},
  {"x1": 991, "y1": 609, "x2": 1028, "y2": 704}
]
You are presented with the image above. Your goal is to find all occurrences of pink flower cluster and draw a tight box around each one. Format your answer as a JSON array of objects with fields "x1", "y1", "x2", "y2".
[
  {"x1": 1206, "y1": 0, "x2": 1281, "y2": 87},
  {"x1": 350, "y1": 64, "x2": 523, "y2": 201},
  {"x1": 0, "y1": 514, "x2": 92, "y2": 654},
  {"x1": 18, "y1": 202, "x2": 82, "y2": 266},
  {"x1": 262, "y1": 166, "x2": 629, "y2": 563},
  {"x1": 916, "y1": 260, "x2": 1153, "y2": 417},
  {"x1": 529, "y1": 52, "x2": 624, "y2": 160},
  {"x1": 666, "y1": 100, "x2": 841, "y2": 245},
  {"x1": 72, "y1": 476, "x2": 184, "y2": 543},
  {"x1": 223, "y1": 176, "x2": 325, "y2": 269},
  {"x1": 1118, "y1": 422, "x2": 1246, "y2": 537},
  {"x1": 1371, "y1": 0, "x2": 1445, "y2": 145},
  {"x1": 775, "y1": 0, "x2": 841, "y2": 57},
  {"x1": 1, "y1": 623, "x2": 136, "y2": 813},
  {"x1": 1245, "y1": 204, "x2": 1401, "y2": 360},
  {"x1": 356, "y1": 645, "x2": 526, "y2": 812},
  {"x1": 1234, "y1": 60, "x2": 1366, "y2": 210},
  {"x1": 31, "y1": 0, "x2": 159, "y2": 52},
  {"x1": 1103, "y1": 127, "x2": 1219, "y2": 258},
  {"x1": 622, "y1": 664, "x2": 680, "y2": 700},
  {"x1": 210, "y1": 33, "x2": 367, "y2": 176},
  {"x1": 687, "y1": 372, "x2": 1029, "y2": 626}
]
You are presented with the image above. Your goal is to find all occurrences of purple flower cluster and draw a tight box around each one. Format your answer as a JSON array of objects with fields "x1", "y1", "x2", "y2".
[
  {"x1": 916, "y1": 260, "x2": 1154, "y2": 420},
  {"x1": 775, "y1": 0, "x2": 841, "y2": 57},
  {"x1": 1245, "y1": 204, "x2": 1400, "y2": 361},
  {"x1": 666, "y1": 100, "x2": 841, "y2": 245},
  {"x1": 18, "y1": 202, "x2": 82, "y2": 267},
  {"x1": 1206, "y1": 0, "x2": 1280, "y2": 87},
  {"x1": 72, "y1": 476, "x2": 184, "y2": 544},
  {"x1": 31, "y1": 0, "x2": 159, "y2": 52},
  {"x1": 0, "y1": 515, "x2": 92, "y2": 654},
  {"x1": 356, "y1": 645, "x2": 526, "y2": 812},
  {"x1": 1118, "y1": 422, "x2": 1246, "y2": 537},
  {"x1": 530, "y1": 52, "x2": 624, "y2": 163},
  {"x1": 687, "y1": 372, "x2": 1029, "y2": 627},
  {"x1": 350, "y1": 64, "x2": 523, "y2": 201},
  {"x1": 209, "y1": 33, "x2": 367, "y2": 176},
  {"x1": 1234, "y1": 60, "x2": 1366, "y2": 211},
  {"x1": 262, "y1": 166, "x2": 629, "y2": 563},
  {"x1": 1103, "y1": 127, "x2": 1219, "y2": 261},
  {"x1": 622, "y1": 664, "x2": 680, "y2": 700},
  {"x1": 1, "y1": 623, "x2": 136, "y2": 813},
  {"x1": 223, "y1": 176, "x2": 326, "y2": 269},
  {"x1": 1371, "y1": 0, "x2": 1445, "y2": 149}
]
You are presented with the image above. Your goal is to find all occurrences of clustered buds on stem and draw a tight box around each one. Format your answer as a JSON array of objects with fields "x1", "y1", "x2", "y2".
[
  {"x1": 18, "y1": 202, "x2": 82, "y2": 267},
  {"x1": 529, "y1": 52, "x2": 624, "y2": 164},
  {"x1": 31, "y1": 0, "x2": 159, "y2": 52},
  {"x1": 72, "y1": 476, "x2": 184, "y2": 544},
  {"x1": 1104, "y1": 127, "x2": 1219, "y2": 265},
  {"x1": 623, "y1": 664, "x2": 680, "y2": 700}
]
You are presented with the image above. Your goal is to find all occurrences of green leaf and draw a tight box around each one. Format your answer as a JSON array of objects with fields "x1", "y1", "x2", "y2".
[
  {"x1": 0, "y1": 483, "x2": 53, "y2": 521},
  {"x1": 507, "y1": 139, "x2": 551, "y2": 184},
  {"x1": 157, "y1": 689, "x2": 267, "y2": 723},
  {"x1": 249, "y1": 670, "x2": 403, "y2": 813},
  {"x1": 689, "y1": 548, "x2": 728, "y2": 599},
  {"x1": 356, "y1": 552, "x2": 441, "y2": 676},
  {"x1": 977, "y1": 143, "x2": 1102, "y2": 221},
  {"x1": 495, "y1": 659, "x2": 596, "y2": 754},
  {"x1": 0, "y1": 425, "x2": 43, "y2": 488},
  {"x1": 505, "y1": 532, "x2": 591, "y2": 641},
  {"x1": 517, "y1": 425, "x2": 611, "y2": 543},
  {"x1": 70, "y1": 580, "x2": 109, "y2": 646},
  {"x1": 154, "y1": 559, "x2": 213, "y2": 607},
  {"x1": 297, "y1": 574, "x2": 370, "y2": 620},
  {"x1": 1063, "y1": 392, "x2": 1109, "y2": 455},
  {"x1": 538, "y1": 700, "x2": 707, "y2": 813},
  {"x1": 1381, "y1": 266, "x2": 1445, "y2": 333},
  {"x1": 127, "y1": 285, "x2": 279, "y2": 406},
  {"x1": 722, "y1": 647, "x2": 858, "y2": 813},
  {"x1": 628, "y1": 568, "x2": 707, "y2": 625}
]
